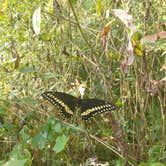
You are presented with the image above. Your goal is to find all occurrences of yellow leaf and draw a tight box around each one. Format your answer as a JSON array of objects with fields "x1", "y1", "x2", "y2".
[
  {"x1": 134, "y1": 46, "x2": 142, "y2": 56},
  {"x1": 96, "y1": 0, "x2": 102, "y2": 16},
  {"x1": 132, "y1": 33, "x2": 143, "y2": 56}
]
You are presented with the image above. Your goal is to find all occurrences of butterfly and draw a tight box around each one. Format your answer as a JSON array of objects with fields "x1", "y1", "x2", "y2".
[{"x1": 41, "y1": 91, "x2": 116, "y2": 120}]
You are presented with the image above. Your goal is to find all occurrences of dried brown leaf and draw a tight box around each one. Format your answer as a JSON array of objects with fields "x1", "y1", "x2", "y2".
[{"x1": 141, "y1": 31, "x2": 166, "y2": 43}]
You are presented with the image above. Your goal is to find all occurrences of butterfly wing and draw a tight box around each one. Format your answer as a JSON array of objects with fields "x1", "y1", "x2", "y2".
[
  {"x1": 41, "y1": 91, "x2": 78, "y2": 118},
  {"x1": 78, "y1": 99, "x2": 116, "y2": 120}
]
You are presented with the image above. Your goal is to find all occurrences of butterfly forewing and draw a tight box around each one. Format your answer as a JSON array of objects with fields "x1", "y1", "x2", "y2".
[
  {"x1": 41, "y1": 91, "x2": 78, "y2": 118},
  {"x1": 78, "y1": 99, "x2": 116, "y2": 120}
]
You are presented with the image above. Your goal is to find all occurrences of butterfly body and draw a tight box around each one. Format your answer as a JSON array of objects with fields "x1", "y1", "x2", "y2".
[{"x1": 41, "y1": 91, "x2": 116, "y2": 120}]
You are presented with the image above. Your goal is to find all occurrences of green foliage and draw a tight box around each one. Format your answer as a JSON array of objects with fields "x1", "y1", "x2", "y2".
[
  {"x1": 53, "y1": 135, "x2": 68, "y2": 153},
  {"x1": 31, "y1": 116, "x2": 69, "y2": 151},
  {"x1": 138, "y1": 162, "x2": 165, "y2": 166},
  {"x1": 0, "y1": 0, "x2": 165, "y2": 165},
  {"x1": 0, "y1": 145, "x2": 32, "y2": 166}
]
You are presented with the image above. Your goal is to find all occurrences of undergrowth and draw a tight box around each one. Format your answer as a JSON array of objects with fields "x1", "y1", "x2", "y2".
[{"x1": 0, "y1": 0, "x2": 165, "y2": 165}]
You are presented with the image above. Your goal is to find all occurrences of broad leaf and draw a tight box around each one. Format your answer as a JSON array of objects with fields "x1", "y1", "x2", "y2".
[{"x1": 53, "y1": 135, "x2": 68, "y2": 153}]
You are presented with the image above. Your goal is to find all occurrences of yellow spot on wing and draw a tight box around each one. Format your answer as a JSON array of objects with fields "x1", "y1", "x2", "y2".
[
  {"x1": 46, "y1": 93, "x2": 73, "y2": 115},
  {"x1": 81, "y1": 104, "x2": 113, "y2": 116}
]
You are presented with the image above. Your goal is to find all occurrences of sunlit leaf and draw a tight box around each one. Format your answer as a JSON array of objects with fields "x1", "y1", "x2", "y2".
[
  {"x1": 132, "y1": 32, "x2": 143, "y2": 56},
  {"x1": 32, "y1": 7, "x2": 41, "y2": 35},
  {"x1": 45, "y1": 0, "x2": 54, "y2": 14},
  {"x1": 96, "y1": 0, "x2": 102, "y2": 16},
  {"x1": 134, "y1": 46, "x2": 142, "y2": 56},
  {"x1": 105, "y1": 9, "x2": 109, "y2": 18},
  {"x1": 0, "y1": 0, "x2": 8, "y2": 12}
]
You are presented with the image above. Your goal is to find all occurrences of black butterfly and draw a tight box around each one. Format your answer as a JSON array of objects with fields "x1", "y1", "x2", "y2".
[{"x1": 41, "y1": 91, "x2": 116, "y2": 120}]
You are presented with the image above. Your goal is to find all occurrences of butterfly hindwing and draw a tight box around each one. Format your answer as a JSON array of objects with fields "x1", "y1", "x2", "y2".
[
  {"x1": 41, "y1": 91, "x2": 78, "y2": 118},
  {"x1": 78, "y1": 99, "x2": 116, "y2": 120}
]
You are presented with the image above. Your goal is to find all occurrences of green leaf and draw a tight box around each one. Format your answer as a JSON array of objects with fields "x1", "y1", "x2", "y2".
[
  {"x1": 138, "y1": 163, "x2": 149, "y2": 166},
  {"x1": 10, "y1": 145, "x2": 31, "y2": 160},
  {"x1": 20, "y1": 130, "x2": 31, "y2": 144},
  {"x1": 54, "y1": 123, "x2": 62, "y2": 133},
  {"x1": 31, "y1": 133, "x2": 47, "y2": 149},
  {"x1": 19, "y1": 68, "x2": 38, "y2": 73},
  {"x1": 138, "y1": 163, "x2": 165, "y2": 166},
  {"x1": 2, "y1": 145, "x2": 32, "y2": 166},
  {"x1": 40, "y1": 73, "x2": 58, "y2": 79},
  {"x1": 150, "y1": 163, "x2": 166, "y2": 166},
  {"x1": 2, "y1": 159, "x2": 27, "y2": 166},
  {"x1": 53, "y1": 135, "x2": 68, "y2": 153},
  {"x1": 0, "y1": 104, "x2": 7, "y2": 115},
  {"x1": 47, "y1": 116, "x2": 56, "y2": 126}
]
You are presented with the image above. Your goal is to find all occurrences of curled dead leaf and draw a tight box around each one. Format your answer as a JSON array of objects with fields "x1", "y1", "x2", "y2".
[
  {"x1": 112, "y1": 9, "x2": 136, "y2": 31},
  {"x1": 101, "y1": 21, "x2": 112, "y2": 49}
]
